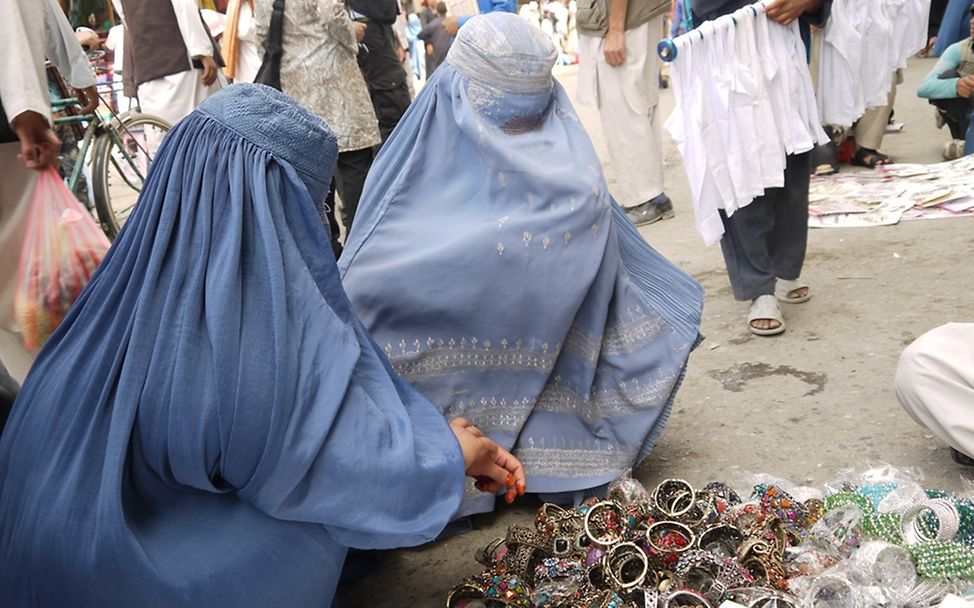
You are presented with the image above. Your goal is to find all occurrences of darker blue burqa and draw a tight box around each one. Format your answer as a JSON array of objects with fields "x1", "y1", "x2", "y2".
[{"x1": 0, "y1": 85, "x2": 464, "y2": 607}]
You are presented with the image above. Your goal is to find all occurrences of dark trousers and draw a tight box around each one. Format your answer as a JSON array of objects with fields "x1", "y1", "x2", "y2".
[
  {"x1": 325, "y1": 147, "x2": 374, "y2": 258},
  {"x1": 370, "y1": 84, "x2": 411, "y2": 145},
  {"x1": 932, "y1": 97, "x2": 974, "y2": 140},
  {"x1": 719, "y1": 152, "x2": 811, "y2": 301}
]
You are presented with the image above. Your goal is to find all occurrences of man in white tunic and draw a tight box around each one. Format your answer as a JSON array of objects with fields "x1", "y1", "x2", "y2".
[
  {"x1": 576, "y1": 0, "x2": 674, "y2": 226},
  {"x1": 1, "y1": 0, "x2": 98, "y2": 382},
  {"x1": 115, "y1": 0, "x2": 223, "y2": 126},
  {"x1": 896, "y1": 323, "x2": 974, "y2": 467}
]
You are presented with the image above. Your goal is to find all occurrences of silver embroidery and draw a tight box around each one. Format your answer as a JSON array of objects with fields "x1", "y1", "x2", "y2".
[
  {"x1": 498, "y1": 216, "x2": 510, "y2": 229},
  {"x1": 564, "y1": 231, "x2": 572, "y2": 246},
  {"x1": 523, "y1": 231, "x2": 533, "y2": 247},
  {"x1": 497, "y1": 242, "x2": 505, "y2": 255},
  {"x1": 390, "y1": 345, "x2": 558, "y2": 381},
  {"x1": 569, "y1": 197, "x2": 577, "y2": 211},
  {"x1": 533, "y1": 372, "x2": 679, "y2": 421},
  {"x1": 542, "y1": 235, "x2": 551, "y2": 249},
  {"x1": 591, "y1": 223, "x2": 599, "y2": 237},
  {"x1": 515, "y1": 445, "x2": 637, "y2": 479}
]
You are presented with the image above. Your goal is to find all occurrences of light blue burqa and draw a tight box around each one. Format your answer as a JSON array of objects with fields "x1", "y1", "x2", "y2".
[
  {"x1": 0, "y1": 84, "x2": 464, "y2": 607},
  {"x1": 340, "y1": 13, "x2": 704, "y2": 516}
]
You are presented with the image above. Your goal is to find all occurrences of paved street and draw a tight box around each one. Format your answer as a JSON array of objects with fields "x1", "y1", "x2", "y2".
[{"x1": 338, "y1": 57, "x2": 974, "y2": 606}]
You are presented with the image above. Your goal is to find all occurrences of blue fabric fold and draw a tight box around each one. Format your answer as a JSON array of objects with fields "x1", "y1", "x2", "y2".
[
  {"x1": 0, "y1": 84, "x2": 464, "y2": 607},
  {"x1": 340, "y1": 14, "x2": 704, "y2": 517}
]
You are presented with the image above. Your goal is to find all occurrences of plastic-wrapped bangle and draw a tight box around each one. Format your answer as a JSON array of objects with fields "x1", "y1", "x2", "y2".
[
  {"x1": 900, "y1": 498, "x2": 960, "y2": 545},
  {"x1": 850, "y1": 540, "x2": 916, "y2": 592},
  {"x1": 861, "y1": 512, "x2": 903, "y2": 545},
  {"x1": 825, "y1": 492, "x2": 873, "y2": 516},
  {"x1": 803, "y1": 574, "x2": 862, "y2": 608},
  {"x1": 908, "y1": 540, "x2": 974, "y2": 580}
]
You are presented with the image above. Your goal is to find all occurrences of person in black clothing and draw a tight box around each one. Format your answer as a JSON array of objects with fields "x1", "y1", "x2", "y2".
[
  {"x1": 691, "y1": 0, "x2": 832, "y2": 337},
  {"x1": 419, "y1": 2, "x2": 453, "y2": 74},
  {"x1": 352, "y1": 0, "x2": 413, "y2": 145},
  {"x1": 0, "y1": 361, "x2": 19, "y2": 434}
]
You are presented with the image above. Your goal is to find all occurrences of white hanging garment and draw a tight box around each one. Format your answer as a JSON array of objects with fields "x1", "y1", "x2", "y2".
[{"x1": 664, "y1": 2, "x2": 827, "y2": 245}]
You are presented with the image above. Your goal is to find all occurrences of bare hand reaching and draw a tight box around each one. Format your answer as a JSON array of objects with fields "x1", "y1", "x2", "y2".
[{"x1": 449, "y1": 418, "x2": 526, "y2": 503}]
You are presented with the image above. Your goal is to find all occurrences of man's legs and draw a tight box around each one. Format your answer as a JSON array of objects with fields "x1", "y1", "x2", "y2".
[
  {"x1": 853, "y1": 71, "x2": 902, "y2": 166},
  {"x1": 768, "y1": 152, "x2": 811, "y2": 283},
  {"x1": 0, "y1": 143, "x2": 39, "y2": 383},
  {"x1": 931, "y1": 97, "x2": 972, "y2": 140},
  {"x1": 334, "y1": 147, "x2": 375, "y2": 237},
  {"x1": 896, "y1": 323, "x2": 974, "y2": 460},
  {"x1": 588, "y1": 20, "x2": 667, "y2": 220}
]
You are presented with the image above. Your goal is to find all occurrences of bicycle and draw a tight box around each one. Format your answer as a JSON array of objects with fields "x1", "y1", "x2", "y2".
[{"x1": 48, "y1": 63, "x2": 170, "y2": 240}]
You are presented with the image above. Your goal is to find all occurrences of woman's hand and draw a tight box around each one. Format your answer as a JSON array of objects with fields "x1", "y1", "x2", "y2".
[{"x1": 450, "y1": 417, "x2": 526, "y2": 503}]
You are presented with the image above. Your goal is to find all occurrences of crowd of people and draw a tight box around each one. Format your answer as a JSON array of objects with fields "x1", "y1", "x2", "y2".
[{"x1": 0, "y1": 0, "x2": 972, "y2": 605}]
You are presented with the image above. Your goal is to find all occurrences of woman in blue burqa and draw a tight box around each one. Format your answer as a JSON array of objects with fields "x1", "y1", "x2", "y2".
[
  {"x1": 933, "y1": 0, "x2": 974, "y2": 56},
  {"x1": 0, "y1": 84, "x2": 525, "y2": 607},
  {"x1": 339, "y1": 13, "x2": 704, "y2": 518}
]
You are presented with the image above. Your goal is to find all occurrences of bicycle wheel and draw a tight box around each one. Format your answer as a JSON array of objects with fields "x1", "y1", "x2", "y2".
[{"x1": 91, "y1": 112, "x2": 171, "y2": 240}]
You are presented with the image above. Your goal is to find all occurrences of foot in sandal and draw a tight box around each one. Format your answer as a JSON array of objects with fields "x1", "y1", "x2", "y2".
[
  {"x1": 775, "y1": 278, "x2": 810, "y2": 304},
  {"x1": 748, "y1": 294, "x2": 785, "y2": 336}
]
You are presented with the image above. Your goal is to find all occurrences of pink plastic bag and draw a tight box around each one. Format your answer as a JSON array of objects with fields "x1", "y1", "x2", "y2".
[{"x1": 14, "y1": 168, "x2": 110, "y2": 349}]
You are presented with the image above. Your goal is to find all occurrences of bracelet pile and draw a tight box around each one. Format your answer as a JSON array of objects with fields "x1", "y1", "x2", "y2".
[{"x1": 446, "y1": 471, "x2": 974, "y2": 607}]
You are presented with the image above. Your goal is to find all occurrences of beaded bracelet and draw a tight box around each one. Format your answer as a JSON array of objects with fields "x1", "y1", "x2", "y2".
[
  {"x1": 900, "y1": 499, "x2": 961, "y2": 545},
  {"x1": 909, "y1": 540, "x2": 974, "y2": 580}
]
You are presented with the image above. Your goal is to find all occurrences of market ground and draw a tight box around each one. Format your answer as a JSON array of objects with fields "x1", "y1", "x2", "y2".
[{"x1": 338, "y1": 58, "x2": 974, "y2": 606}]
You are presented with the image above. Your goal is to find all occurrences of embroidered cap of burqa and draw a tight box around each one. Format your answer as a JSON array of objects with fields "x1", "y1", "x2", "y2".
[
  {"x1": 0, "y1": 84, "x2": 463, "y2": 607},
  {"x1": 339, "y1": 13, "x2": 704, "y2": 516}
]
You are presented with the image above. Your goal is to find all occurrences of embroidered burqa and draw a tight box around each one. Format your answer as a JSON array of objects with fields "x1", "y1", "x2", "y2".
[
  {"x1": 0, "y1": 84, "x2": 464, "y2": 607},
  {"x1": 339, "y1": 13, "x2": 704, "y2": 516}
]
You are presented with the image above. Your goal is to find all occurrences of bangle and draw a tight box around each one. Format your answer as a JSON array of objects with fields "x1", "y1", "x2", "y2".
[
  {"x1": 603, "y1": 541, "x2": 649, "y2": 590},
  {"x1": 909, "y1": 540, "x2": 974, "y2": 579},
  {"x1": 654, "y1": 479, "x2": 697, "y2": 519},
  {"x1": 697, "y1": 524, "x2": 744, "y2": 558},
  {"x1": 900, "y1": 498, "x2": 960, "y2": 545},
  {"x1": 583, "y1": 501, "x2": 626, "y2": 547}
]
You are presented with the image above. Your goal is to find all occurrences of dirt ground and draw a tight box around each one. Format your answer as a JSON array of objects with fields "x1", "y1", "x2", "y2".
[{"x1": 337, "y1": 57, "x2": 974, "y2": 607}]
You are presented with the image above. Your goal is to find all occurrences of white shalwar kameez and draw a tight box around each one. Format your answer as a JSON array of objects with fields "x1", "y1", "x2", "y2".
[
  {"x1": 0, "y1": 0, "x2": 50, "y2": 382},
  {"x1": 577, "y1": 16, "x2": 664, "y2": 209},
  {"x1": 115, "y1": 0, "x2": 224, "y2": 126},
  {"x1": 664, "y1": 8, "x2": 826, "y2": 245},
  {"x1": 896, "y1": 323, "x2": 974, "y2": 460}
]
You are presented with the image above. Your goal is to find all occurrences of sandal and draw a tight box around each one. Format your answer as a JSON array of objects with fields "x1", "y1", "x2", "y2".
[
  {"x1": 852, "y1": 147, "x2": 892, "y2": 168},
  {"x1": 775, "y1": 278, "x2": 810, "y2": 304},
  {"x1": 747, "y1": 295, "x2": 785, "y2": 336}
]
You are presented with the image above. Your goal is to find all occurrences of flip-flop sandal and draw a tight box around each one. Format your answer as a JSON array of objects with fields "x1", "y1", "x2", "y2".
[
  {"x1": 775, "y1": 278, "x2": 811, "y2": 304},
  {"x1": 748, "y1": 295, "x2": 785, "y2": 336},
  {"x1": 852, "y1": 148, "x2": 892, "y2": 168}
]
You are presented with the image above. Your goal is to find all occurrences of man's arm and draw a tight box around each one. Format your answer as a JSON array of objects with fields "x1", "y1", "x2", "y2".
[
  {"x1": 1, "y1": 0, "x2": 61, "y2": 169},
  {"x1": 764, "y1": 0, "x2": 825, "y2": 27},
  {"x1": 603, "y1": 0, "x2": 628, "y2": 67},
  {"x1": 171, "y1": 0, "x2": 219, "y2": 85},
  {"x1": 42, "y1": 0, "x2": 99, "y2": 114},
  {"x1": 918, "y1": 43, "x2": 965, "y2": 99}
]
